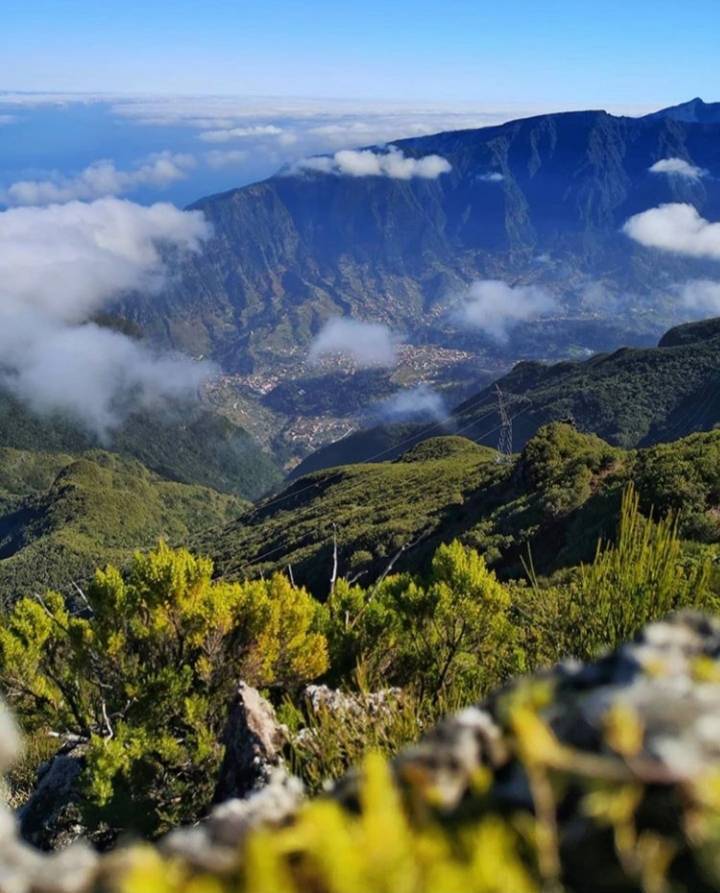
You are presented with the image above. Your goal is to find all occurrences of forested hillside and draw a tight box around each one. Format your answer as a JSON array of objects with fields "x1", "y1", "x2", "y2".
[
  {"x1": 294, "y1": 316, "x2": 720, "y2": 475},
  {"x1": 0, "y1": 389, "x2": 281, "y2": 500},
  {"x1": 201, "y1": 423, "x2": 720, "y2": 593},
  {"x1": 0, "y1": 447, "x2": 246, "y2": 599}
]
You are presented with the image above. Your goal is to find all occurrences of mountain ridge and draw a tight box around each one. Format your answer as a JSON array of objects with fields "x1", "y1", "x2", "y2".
[{"x1": 124, "y1": 103, "x2": 720, "y2": 376}]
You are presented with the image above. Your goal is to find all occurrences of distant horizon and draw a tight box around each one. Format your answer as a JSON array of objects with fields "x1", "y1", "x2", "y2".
[{"x1": 0, "y1": 92, "x2": 672, "y2": 211}]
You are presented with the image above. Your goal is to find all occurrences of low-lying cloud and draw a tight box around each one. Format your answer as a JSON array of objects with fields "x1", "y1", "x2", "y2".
[
  {"x1": 5, "y1": 152, "x2": 196, "y2": 206},
  {"x1": 293, "y1": 147, "x2": 451, "y2": 180},
  {"x1": 374, "y1": 385, "x2": 447, "y2": 422},
  {"x1": 308, "y1": 318, "x2": 399, "y2": 368},
  {"x1": 453, "y1": 279, "x2": 557, "y2": 341},
  {"x1": 649, "y1": 157, "x2": 707, "y2": 180},
  {"x1": 623, "y1": 203, "x2": 720, "y2": 260},
  {"x1": 476, "y1": 172, "x2": 504, "y2": 183},
  {"x1": 0, "y1": 197, "x2": 213, "y2": 435},
  {"x1": 199, "y1": 124, "x2": 285, "y2": 143}
]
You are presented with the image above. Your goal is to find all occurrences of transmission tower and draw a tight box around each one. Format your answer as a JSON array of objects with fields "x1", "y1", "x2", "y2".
[{"x1": 495, "y1": 385, "x2": 513, "y2": 463}]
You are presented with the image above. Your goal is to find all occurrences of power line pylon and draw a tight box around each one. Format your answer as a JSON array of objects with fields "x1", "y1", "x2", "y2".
[{"x1": 495, "y1": 385, "x2": 513, "y2": 463}]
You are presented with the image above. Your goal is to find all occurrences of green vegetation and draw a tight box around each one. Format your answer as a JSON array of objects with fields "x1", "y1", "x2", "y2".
[
  {"x1": 3, "y1": 479, "x2": 716, "y2": 839},
  {"x1": 569, "y1": 486, "x2": 715, "y2": 657},
  {"x1": 202, "y1": 424, "x2": 720, "y2": 591},
  {"x1": 200, "y1": 436, "x2": 507, "y2": 594},
  {"x1": 0, "y1": 389, "x2": 281, "y2": 500},
  {"x1": 295, "y1": 316, "x2": 720, "y2": 476},
  {"x1": 0, "y1": 544, "x2": 327, "y2": 838},
  {"x1": 0, "y1": 447, "x2": 246, "y2": 600}
]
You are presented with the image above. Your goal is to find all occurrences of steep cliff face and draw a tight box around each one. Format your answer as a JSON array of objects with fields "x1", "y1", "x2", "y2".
[{"x1": 127, "y1": 108, "x2": 720, "y2": 370}]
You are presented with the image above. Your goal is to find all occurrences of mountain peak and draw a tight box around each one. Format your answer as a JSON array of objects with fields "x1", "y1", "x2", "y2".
[{"x1": 647, "y1": 96, "x2": 720, "y2": 123}]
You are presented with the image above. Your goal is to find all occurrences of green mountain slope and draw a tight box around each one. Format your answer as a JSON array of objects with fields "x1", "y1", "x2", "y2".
[
  {"x1": 293, "y1": 316, "x2": 720, "y2": 475},
  {"x1": 201, "y1": 424, "x2": 720, "y2": 594},
  {"x1": 0, "y1": 390, "x2": 281, "y2": 500},
  {"x1": 0, "y1": 448, "x2": 246, "y2": 601}
]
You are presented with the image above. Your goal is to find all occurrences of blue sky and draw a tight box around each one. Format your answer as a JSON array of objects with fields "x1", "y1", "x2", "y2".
[
  {"x1": 3, "y1": 0, "x2": 719, "y2": 106},
  {"x1": 1, "y1": 0, "x2": 718, "y2": 208}
]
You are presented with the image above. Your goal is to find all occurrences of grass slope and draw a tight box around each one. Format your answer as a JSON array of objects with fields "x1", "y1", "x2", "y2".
[{"x1": 203, "y1": 424, "x2": 720, "y2": 593}]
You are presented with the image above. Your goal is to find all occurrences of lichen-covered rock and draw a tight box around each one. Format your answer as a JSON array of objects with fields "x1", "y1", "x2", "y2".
[
  {"x1": 302, "y1": 684, "x2": 403, "y2": 718},
  {"x1": 382, "y1": 611, "x2": 720, "y2": 812},
  {"x1": 213, "y1": 682, "x2": 287, "y2": 804},
  {"x1": 162, "y1": 771, "x2": 305, "y2": 872}
]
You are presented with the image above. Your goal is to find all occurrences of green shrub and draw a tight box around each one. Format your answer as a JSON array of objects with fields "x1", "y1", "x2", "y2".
[
  {"x1": 327, "y1": 540, "x2": 520, "y2": 699},
  {"x1": 566, "y1": 485, "x2": 715, "y2": 658},
  {"x1": 0, "y1": 543, "x2": 328, "y2": 837}
]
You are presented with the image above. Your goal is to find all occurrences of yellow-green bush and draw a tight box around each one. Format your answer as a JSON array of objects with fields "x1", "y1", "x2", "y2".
[
  {"x1": 326, "y1": 540, "x2": 520, "y2": 699},
  {"x1": 0, "y1": 543, "x2": 328, "y2": 837}
]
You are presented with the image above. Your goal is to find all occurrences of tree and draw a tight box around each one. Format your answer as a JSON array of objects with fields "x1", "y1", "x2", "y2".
[{"x1": 0, "y1": 543, "x2": 328, "y2": 837}]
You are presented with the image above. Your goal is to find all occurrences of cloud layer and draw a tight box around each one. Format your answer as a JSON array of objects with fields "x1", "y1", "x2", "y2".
[
  {"x1": 293, "y1": 147, "x2": 451, "y2": 180},
  {"x1": 623, "y1": 203, "x2": 720, "y2": 260},
  {"x1": 374, "y1": 385, "x2": 447, "y2": 422},
  {"x1": 0, "y1": 197, "x2": 212, "y2": 434},
  {"x1": 649, "y1": 157, "x2": 707, "y2": 180},
  {"x1": 5, "y1": 152, "x2": 196, "y2": 206},
  {"x1": 199, "y1": 124, "x2": 285, "y2": 143},
  {"x1": 453, "y1": 279, "x2": 557, "y2": 341},
  {"x1": 308, "y1": 318, "x2": 399, "y2": 367},
  {"x1": 676, "y1": 279, "x2": 720, "y2": 315}
]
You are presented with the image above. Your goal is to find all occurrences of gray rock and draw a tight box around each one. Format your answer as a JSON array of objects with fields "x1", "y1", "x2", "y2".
[
  {"x1": 18, "y1": 744, "x2": 88, "y2": 852},
  {"x1": 213, "y1": 682, "x2": 287, "y2": 804},
  {"x1": 162, "y1": 771, "x2": 304, "y2": 872}
]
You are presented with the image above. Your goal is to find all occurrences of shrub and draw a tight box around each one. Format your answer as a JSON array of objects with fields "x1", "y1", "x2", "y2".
[
  {"x1": 0, "y1": 543, "x2": 328, "y2": 837},
  {"x1": 327, "y1": 540, "x2": 520, "y2": 700},
  {"x1": 566, "y1": 485, "x2": 715, "y2": 658}
]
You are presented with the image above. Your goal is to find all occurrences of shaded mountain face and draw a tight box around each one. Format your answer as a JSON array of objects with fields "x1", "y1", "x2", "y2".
[
  {"x1": 125, "y1": 106, "x2": 720, "y2": 372},
  {"x1": 0, "y1": 390, "x2": 281, "y2": 501},
  {"x1": 291, "y1": 316, "x2": 720, "y2": 476}
]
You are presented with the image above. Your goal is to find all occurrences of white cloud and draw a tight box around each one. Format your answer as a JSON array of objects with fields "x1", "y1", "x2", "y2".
[
  {"x1": 204, "y1": 149, "x2": 249, "y2": 169},
  {"x1": 0, "y1": 197, "x2": 213, "y2": 435},
  {"x1": 375, "y1": 385, "x2": 447, "y2": 422},
  {"x1": 676, "y1": 279, "x2": 720, "y2": 315},
  {"x1": 477, "y1": 172, "x2": 504, "y2": 182},
  {"x1": 199, "y1": 124, "x2": 284, "y2": 143},
  {"x1": 5, "y1": 152, "x2": 196, "y2": 206},
  {"x1": 623, "y1": 203, "x2": 720, "y2": 260},
  {"x1": 454, "y1": 279, "x2": 557, "y2": 341},
  {"x1": 308, "y1": 318, "x2": 399, "y2": 368},
  {"x1": 292, "y1": 147, "x2": 451, "y2": 180},
  {"x1": 649, "y1": 157, "x2": 707, "y2": 180}
]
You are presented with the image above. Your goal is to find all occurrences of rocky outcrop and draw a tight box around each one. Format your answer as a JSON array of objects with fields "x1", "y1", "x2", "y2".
[
  {"x1": 213, "y1": 682, "x2": 287, "y2": 804},
  {"x1": 0, "y1": 707, "x2": 98, "y2": 893},
  {"x1": 302, "y1": 684, "x2": 402, "y2": 718},
  {"x1": 162, "y1": 771, "x2": 304, "y2": 872},
  {"x1": 19, "y1": 743, "x2": 88, "y2": 852}
]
